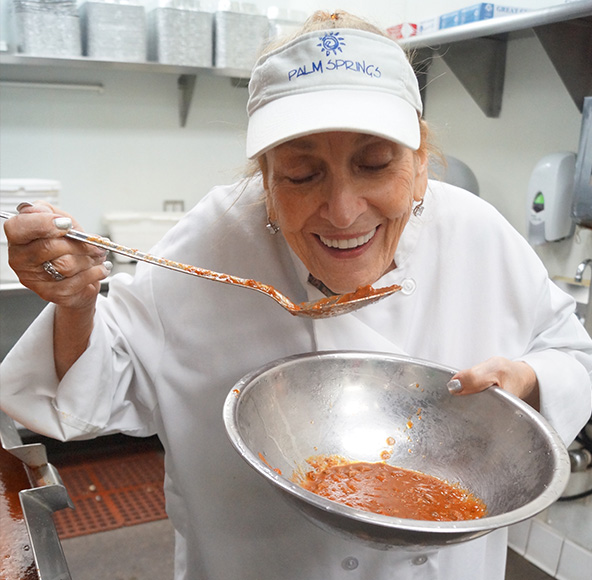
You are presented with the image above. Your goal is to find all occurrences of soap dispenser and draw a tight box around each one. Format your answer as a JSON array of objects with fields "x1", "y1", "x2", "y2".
[{"x1": 526, "y1": 151, "x2": 576, "y2": 245}]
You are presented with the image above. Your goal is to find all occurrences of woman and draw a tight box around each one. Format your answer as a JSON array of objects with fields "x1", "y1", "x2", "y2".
[{"x1": 2, "y1": 11, "x2": 591, "y2": 580}]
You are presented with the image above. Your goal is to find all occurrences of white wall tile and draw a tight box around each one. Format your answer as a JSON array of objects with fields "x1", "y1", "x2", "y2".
[
  {"x1": 508, "y1": 518, "x2": 533, "y2": 556},
  {"x1": 525, "y1": 519, "x2": 563, "y2": 576},
  {"x1": 556, "y1": 539, "x2": 592, "y2": 580}
]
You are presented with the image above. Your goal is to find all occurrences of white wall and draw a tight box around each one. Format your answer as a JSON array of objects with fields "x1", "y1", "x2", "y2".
[
  {"x1": 1, "y1": 67, "x2": 251, "y2": 232},
  {"x1": 0, "y1": 0, "x2": 589, "y2": 279}
]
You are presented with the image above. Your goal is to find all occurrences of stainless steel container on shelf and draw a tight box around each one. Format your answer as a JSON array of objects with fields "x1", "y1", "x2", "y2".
[
  {"x1": 80, "y1": 1, "x2": 146, "y2": 61},
  {"x1": 12, "y1": 0, "x2": 81, "y2": 57},
  {"x1": 148, "y1": 6, "x2": 213, "y2": 67},
  {"x1": 214, "y1": 9, "x2": 268, "y2": 71}
]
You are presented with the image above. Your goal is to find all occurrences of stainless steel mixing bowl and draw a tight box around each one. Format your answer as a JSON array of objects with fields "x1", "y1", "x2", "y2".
[{"x1": 223, "y1": 351, "x2": 570, "y2": 548}]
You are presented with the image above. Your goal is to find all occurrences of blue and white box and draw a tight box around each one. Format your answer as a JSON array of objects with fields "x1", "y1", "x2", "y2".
[
  {"x1": 439, "y1": 10, "x2": 460, "y2": 29},
  {"x1": 493, "y1": 5, "x2": 530, "y2": 17},
  {"x1": 419, "y1": 17, "x2": 438, "y2": 35},
  {"x1": 460, "y1": 3, "x2": 495, "y2": 24},
  {"x1": 439, "y1": 4, "x2": 530, "y2": 30}
]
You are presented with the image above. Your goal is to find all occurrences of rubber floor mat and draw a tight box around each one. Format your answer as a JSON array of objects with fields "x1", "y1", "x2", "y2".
[{"x1": 52, "y1": 450, "x2": 167, "y2": 539}]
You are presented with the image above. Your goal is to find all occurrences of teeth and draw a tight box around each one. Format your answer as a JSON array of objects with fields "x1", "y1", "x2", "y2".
[{"x1": 320, "y1": 227, "x2": 377, "y2": 250}]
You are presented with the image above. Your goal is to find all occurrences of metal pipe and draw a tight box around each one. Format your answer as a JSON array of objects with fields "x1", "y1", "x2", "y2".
[{"x1": 0, "y1": 80, "x2": 104, "y2": 93}]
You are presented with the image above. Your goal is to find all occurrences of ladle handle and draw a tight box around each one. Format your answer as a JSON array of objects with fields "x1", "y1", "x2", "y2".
[{"x1": 0, "y1": 210, "x2": 267, "y2": 290}]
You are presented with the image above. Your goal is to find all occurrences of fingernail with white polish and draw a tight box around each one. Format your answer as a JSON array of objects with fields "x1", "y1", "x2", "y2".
[
  {"x1": 54, "y1": 217, "x2": 72, "y2": 231},
  {"x1": 447, "y1": 379, "x2": 463, "y2": 394},
  {"x1": 103, "y1": 261, "x2": 113, "y2": 272},
  {"x1": 16, "y1": 201, "x2": 34, "y2": 212}
]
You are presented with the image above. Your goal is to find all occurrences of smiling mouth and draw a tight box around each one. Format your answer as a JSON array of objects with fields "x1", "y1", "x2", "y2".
[{"x1": 319, "y1": 227, "x2": 377, "y2": 250}]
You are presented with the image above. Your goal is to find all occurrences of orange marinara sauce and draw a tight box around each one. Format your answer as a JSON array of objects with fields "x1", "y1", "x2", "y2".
[{"x1": 296, "y1": 456, "x2": 486, "y2": 521}]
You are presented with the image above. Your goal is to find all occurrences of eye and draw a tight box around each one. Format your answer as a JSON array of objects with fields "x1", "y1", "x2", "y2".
[
  {"x1": 286, "y1": 172, "x2": 319, "y2": 184},
  {"x1": 359, "y1": 161, "x2": 390, "y2": 172},
  {"x1": 281, "y1": 161, "x2": 322, "y2": 185},
  {"x1": 355, "y1": 143, "x2": 395, "y2": 173}
]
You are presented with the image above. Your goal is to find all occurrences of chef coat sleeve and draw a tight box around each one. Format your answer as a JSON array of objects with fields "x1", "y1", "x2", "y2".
[
  {"x1": 518, "y1": 277, "x2": 592, "y2": 446},
  {"x1": 0, "y1": 272, "x2": 161, "y2": 442}
]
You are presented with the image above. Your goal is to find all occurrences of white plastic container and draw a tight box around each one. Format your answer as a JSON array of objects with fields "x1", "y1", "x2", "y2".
[
  {"x1": 526, "y1": 152, "x2": 576, "y2": 245},
  {"x1": 102, "y1": 212, "x2": 184, "y2": 263},
  {"x1": 0, "y1": 179, "x2": 61, "y2": 283}
]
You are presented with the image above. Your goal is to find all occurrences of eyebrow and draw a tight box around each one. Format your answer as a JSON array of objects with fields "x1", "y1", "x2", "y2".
[{"x1": 281, "y1": 133, "x2": 379, "y2": 152}]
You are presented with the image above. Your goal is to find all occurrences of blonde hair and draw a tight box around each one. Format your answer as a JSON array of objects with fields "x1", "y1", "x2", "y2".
[{"x1": 264, "y1": 10, "x2": 386, "y2": 51}]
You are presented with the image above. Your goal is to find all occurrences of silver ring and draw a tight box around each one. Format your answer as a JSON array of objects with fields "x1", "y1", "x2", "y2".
[{"x1": 42, "y1": 260, "x2": 65, "y2": 281}]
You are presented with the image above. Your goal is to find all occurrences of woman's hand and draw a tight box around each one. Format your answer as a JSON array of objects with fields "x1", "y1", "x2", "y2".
[
  {"x1": 448, "y1": 356, "x2": 540, "y2": 410},
  {"x1": 4, "y1": 202, "x2": 112, "y2": 379},
  {"x1": 4, "y1": 202, "x2": 111, "y2": 309}
]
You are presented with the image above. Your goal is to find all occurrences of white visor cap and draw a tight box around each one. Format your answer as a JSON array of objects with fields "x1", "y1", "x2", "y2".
[{"x1": 246, "y1": 28, "x2": 423, "y2": 159}]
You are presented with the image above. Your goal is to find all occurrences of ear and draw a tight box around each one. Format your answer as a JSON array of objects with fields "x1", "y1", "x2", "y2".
[{"x1": 413, "y1": 147, "x2": 429, "y2": 203}]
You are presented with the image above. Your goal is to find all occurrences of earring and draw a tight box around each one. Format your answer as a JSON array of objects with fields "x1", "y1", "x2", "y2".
[
  {"x1": 413, "y1": 199, "x2": 425, "y2": 217},
  {"x1": 266, "y1": 218, "x2": 280, "y2": 235}
]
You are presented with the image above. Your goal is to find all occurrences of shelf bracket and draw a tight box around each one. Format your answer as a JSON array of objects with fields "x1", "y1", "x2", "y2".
[
  {"x1": 439, "y1": 36, "x2": 507, "y2": 118},
  {"x1": 533, "y1": 17, "x2": 592, "y2": 112},
  {"x1": 178, "y1": 74, "x2": 197, "y2": 128},
  {"x1": 230, "y1": 77, "x2": 250, "y2": 88}
]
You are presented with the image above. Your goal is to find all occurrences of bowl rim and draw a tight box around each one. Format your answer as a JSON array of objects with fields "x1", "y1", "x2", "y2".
[{"x1": 223, "y1": 350, "x2": 571, "y2": 535}]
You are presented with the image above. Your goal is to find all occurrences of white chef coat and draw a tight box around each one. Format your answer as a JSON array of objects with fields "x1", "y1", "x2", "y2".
[{"x1": 2, "y1": 178, "x2": 591, "y2": 580}]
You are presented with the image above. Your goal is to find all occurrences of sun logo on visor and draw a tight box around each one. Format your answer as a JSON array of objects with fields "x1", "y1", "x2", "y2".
[{"x1": 317, "y1": 32, "x2": 346, "y2": 56}]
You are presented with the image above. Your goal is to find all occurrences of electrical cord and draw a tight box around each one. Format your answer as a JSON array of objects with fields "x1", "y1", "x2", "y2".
[{"x1": 557, "y1": 488, "x2": 592, "y2": 502}]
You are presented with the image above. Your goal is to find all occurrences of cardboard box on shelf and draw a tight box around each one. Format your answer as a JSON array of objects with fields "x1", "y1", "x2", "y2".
[
  {"x1": 460, "y1": 3, "x2": 495, "y2": 24},
  {"x1": 439, "y1": 9, "x2": 461, "y2": 29},
  {"x1": 418, "y1": 18, "x2": 438, "y2": 35},
  {"x1": 431, "y1": 4, "x2": 531, "y2": 33},
  {"x1": 387, "y1": 23, "x2": 418, "y2": 40}
]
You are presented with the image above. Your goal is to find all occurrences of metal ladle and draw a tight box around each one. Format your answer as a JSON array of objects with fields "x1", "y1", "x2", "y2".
[{"x1": 1, "y1": 211, "x2": 401, "y2": 318}]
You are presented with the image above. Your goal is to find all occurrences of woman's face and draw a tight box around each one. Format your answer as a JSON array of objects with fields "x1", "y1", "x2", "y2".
[{"x1": 263, "y1": 131, "x2": 428, "y2": 294}]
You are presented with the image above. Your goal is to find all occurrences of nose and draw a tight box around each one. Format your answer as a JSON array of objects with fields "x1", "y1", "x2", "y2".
[{"x1": 319, "y1": 177, "x2": 367, "y2": 228}]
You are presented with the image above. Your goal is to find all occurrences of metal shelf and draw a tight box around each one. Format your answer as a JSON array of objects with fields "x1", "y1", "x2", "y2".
[
  {"x1": 401, "y1": 1, "x2": 592, "y2": 117},
  {"x1": 0, "y1": 53, "x2": 249, "y2": 77},
  {"x1": 0, "y1": 1, "x2": 590, "y2": 121},
  {"x1": 0, "y1": 54, "x2": 251, "y2": 127}
]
